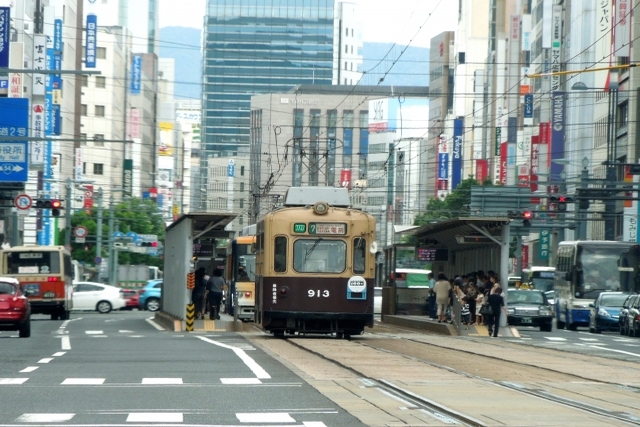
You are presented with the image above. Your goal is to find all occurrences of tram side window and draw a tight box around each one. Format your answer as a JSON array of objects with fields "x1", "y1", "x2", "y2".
[
  {"x1": 274, "y1": 236, "x2": 287, "y2": 272},
  {"x1": 353, "y1": 238, "x2": 366, "y2": 274}
]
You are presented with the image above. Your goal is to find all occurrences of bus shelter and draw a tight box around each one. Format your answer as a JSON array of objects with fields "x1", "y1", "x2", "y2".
[
  {"x1": 157, "y1": 213, "x2": 237, "y2": 330},
  {"x1": 381, "y1": 217, "x2": 511, "y2": 317}
]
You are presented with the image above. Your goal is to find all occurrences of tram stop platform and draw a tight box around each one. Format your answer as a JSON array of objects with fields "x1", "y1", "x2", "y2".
[
  {"x1": 381, "y1": 315, "x2": 518, "y2": 338},
  {"x1": 153, "y1": 311, "x2": 244, "y2": 332}
]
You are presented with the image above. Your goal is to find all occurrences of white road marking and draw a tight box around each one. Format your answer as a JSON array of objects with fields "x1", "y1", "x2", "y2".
[
  {"x1": 126, "y1": 412, "x2": 183, "y2": 423},
  {"x1": 19, "y1": 367, "x2": 38, "y2": 373},
  {"x1": 60, "y1": 335, "x2": 71, "y2": 350},
  {"x1": 197, "y1": 336, "x2": 271, "y2": 379},
  {"x1": 85, "y1": 331, "x2": 104, "y2": 335},
  {"x1": 141, "y1": 378, "x2": 183, "y2": 385},
  {"x1": 119, "y1": 330, "x2": 134, "y2": 333},
  {"x1": 52, "y1": 352, "x2": 66, "y2": 357},
  {"x1": 62, "y1": 378, "x2": 106, "y2": 385},
  {"x1": 589, "y1": 345, "x2": 640, "y2": 357},
  {"x1": 221, "y1": 378, "x2": 262, "y2": 385},
  {"x1": 544, "y1": 337, "x2": 567, "y2": 341},
  {"x1": 0, "y1": 378, "x2": 28, "y2": 384},
  {"x1": 15, "y1": 414, "x2": 75, "y2": 423},
  {"x1": 614, "y1": 338, "x2": 634, "y2": 342},
  {"x1": 128, "y1": 335, "x2": 144, "y2": 338},
  {"x1": 37, "y1": 358, "x2": 53, "y2": 364},
  {"x1": 145, "y1": 317, "x2": 165, "y2": 330},
  {"x1": 303, "y1": 423, "x2": 328, "y2": 427},
  {"x1": 578, "y1": 338, "x2": 600, "y2": 342},
  {"x1": 236, "y1": 412, "x2": 295, "y2": 423}
]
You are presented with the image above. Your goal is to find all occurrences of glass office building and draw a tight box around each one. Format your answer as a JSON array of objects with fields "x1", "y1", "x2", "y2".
[{"x1": 202, "y1": 0, "x2": 337, "y2": 157}]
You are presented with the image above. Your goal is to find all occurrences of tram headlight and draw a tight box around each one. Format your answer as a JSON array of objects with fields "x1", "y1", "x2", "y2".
[{"x1": 313, "y1": 202, "x2": 329, "y2": 215}]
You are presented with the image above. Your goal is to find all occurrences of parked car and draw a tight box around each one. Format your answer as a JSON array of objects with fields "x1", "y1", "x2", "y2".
[
  {"x1": 545, "y1": 290, "x2": 555, "y2": 313},
  {"x1": 72, "y1": 282, "x2": 126, "y2": 313},
  {"x1": 619, "y1": 294, "x2": 638, "y2": 336},
  {"x1": 138, "y1": 280, "x2": 162, "y2": 312},
  {"x1": 374, "y1": 287, "x2": 382, "y2": 314},
  {"x1": 0, "y1": 277, "x2": 32, "y2": 338},
  {"x1": 120, "y1": 289, "x2": 139, "y2": 310},
  {"x1": 589, "y1": 292, "x2": 629, "y2": 333},
  {"x1": 624, "y1": 294, "x2": 640, "y2": 337},
  {"x1": 506, "y1": 289, "x2": 553, "y2": 332}
]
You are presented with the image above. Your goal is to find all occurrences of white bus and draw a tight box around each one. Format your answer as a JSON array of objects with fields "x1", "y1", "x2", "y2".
[{"x1": 554, "y1": 241, "x2": 640, "y2": 330}]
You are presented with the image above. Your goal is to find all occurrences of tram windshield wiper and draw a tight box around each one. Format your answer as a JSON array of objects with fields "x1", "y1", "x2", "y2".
[{"x1": 303, "y1": 238, "x2": 323, "y2": 264}]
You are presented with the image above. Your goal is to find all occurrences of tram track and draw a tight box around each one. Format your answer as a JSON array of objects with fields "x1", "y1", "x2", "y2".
[{"x1": 246, "y1": 325, "x2": 640, "y2": 426}]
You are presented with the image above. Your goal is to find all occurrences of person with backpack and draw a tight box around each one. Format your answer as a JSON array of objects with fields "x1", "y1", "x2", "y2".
[{"x1": 206, "y1": 268, "x2": 226, "y2": 320}]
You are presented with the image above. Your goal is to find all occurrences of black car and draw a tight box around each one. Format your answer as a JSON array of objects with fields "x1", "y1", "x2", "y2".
[
  {"x1": 619, "y1": 295, "x2": 636, "y2": 336},
  {"x1": 506, "y1": 289, "x2": 554, "y2": 332},
  {"x1": 625, "y1": 295, "x2": 640, "y2": 337}
]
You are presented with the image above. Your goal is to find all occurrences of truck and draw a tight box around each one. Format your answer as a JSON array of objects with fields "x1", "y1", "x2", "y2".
[{"x1": 118, "y1": 265, "x2": 163, "y2": 288}]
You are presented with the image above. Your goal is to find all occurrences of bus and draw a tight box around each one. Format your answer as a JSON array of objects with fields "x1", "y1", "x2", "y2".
[
  {"x1": 521, "y1": 266, "x2": 555, "y2": 292},
  {"x1": 0, "y1": 245, "x2": 73, "y2": 320},
  {"x1": 225, "y1": 225, "x2": 256, "y2": 322},
  {"x1": 554, "y1": 241, "x2": 640, "y2": 330}
]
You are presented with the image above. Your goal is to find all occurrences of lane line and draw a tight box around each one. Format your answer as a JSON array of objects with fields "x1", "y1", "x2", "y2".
[
  {"x1": 0, "y1": 378, "x2": 29, "y2": 384},
  {"x1": 145, "y1": 317, "x2": 165, "y2": 330},
  {"x1": 52, "y1": 351, "x2": 66, "y2": 357},
  {"x1": 221, "y1": 378, "x2": 262, "y2": 385},
  {"x1": 37, "y1": 358, "x2": 53, "y2": 364},
  {"x1": 589, "y1": 345, "x2": 640, "y2": 357},
  {"x1": 141, "y1": 378, "x2": 183, "y2": 385},
  {"x1": 61, "y1": 378, "x2": 106, "y2": 385},
  {"x1": 126, "y1": 413, "x2": 183, "y2": 423},
  {"x1": 85, "y1": 331, "x2": 104, "y2": 335},
  {"x1": 197, "y1": 336, "x2": 271, "y2": 379},
  {"x1": 19, "y1": 367, "x2": 38, "y2": 373},
  {"x1": 15, "y1": 414, "x2": 74, "y2": 423},
  {"x1": 60, "y1": 335, "x2": 71, "y2": 350},
  {"x1": 236, "y1": 412, "x2": 295, "y2": 423}
]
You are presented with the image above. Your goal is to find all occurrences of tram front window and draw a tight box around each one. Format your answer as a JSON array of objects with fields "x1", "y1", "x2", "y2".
[{"x1": 293, "y1": 239, "x2": 346, "y2": 273}]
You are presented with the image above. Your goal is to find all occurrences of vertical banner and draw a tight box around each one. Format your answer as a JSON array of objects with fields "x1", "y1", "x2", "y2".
[
  {"x1": 75, "y1": 148, "x2": 83, "y2": 181},
  {"x1": 452, "y1": 119, "x2": 463, "y2": 189},
  {"x1": 623, "y1": 167, "x2": 638, "y2": 242},
  {"x1": 340, "y1": 169, "x2": 352, "y2": 189},
  {"x1": 517, "y1": 164, "x2": 530, "y2": 187},
  {"x1": 0, "y1": 7, "x2": 9, "y2": 68},
  {"x1": 551, "y1": 5, "x2": 562, "y2": 92},
  {"x1": 550, "y1": 92, "x2": 565, "y2": 181},
  {"x1": 438, "y1": 153, "x2": 449, "y2": 180},
  {"x1": 85, "y1": 14, "x2": 97, "y2": 68},
  {"x1": 227, "y1": 159, "x2": 235, "y2": 213},
  {"x1": 542, "y1": 0, "x2": 553, "y2": 49},
  {"x1": 524, "y1": 94, "x2": 534, "y2": 125},
  {"x1": 539, "y1": 229, "x2": 551, "y2": 260},
  {"x1": 614, "y1": 0, "x2": 631, "y2": 57},
  {"x1": 123, "y1": 159, "x2": 133, "y2": 197},
  {"x1": 131, "y1": 54, "x2": 142, "y2": 94},
  {"x1": 54, "y1": 19, "x2": 63, "y2": 53},
  {"x1": 530, "y1": 134, "x2": 540, "y2": 198},
  {"x1": 521, "y1": 14, "x2": 532, "y2": 51},
  {"x1": 32, "y1": 35, "x2": 46, "y2": 95},
  {"x1": 475, "y1": 160, "x2": 488, "y2": 182},
  {"x1": 0, "y1": 98, "x2": 30, "y2": 183},
  {"x1": 31, "y1": 104, "x2": 45, "y2": 166},
  {"x1": 83, "y1": 184, "x2": 93, "y2": 213},
  {"x1": 499, "y1": 143, "x2": 507, "y2": 185}
]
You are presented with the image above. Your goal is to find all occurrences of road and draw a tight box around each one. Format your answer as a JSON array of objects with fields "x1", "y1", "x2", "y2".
[
  {"x1": 0, "y1": 311, "x2": 363, "y2": 427},
  {"x1": 2, "y1": 311, "x2": 640, "y2": 427}
]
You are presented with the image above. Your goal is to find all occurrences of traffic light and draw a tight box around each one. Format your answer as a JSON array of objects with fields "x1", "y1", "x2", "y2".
[
  {"x1": 140, "y1": 241, "x2": 158, "y2": 247},
  {"x1": 549, "y1": 195, "x2": 574, "y2": 212},
  {"x1": 34, "y1": 199, "x2": 63, "y2": 217},
  {"x1": 507, "y1": 210, "x2": 534, "y2": 227}
]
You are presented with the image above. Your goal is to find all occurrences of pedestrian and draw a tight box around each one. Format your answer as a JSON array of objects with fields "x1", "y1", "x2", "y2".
[
  {"x1": 465, "y1": 279, "x2": 478, "y2": 324},
  {"x1": 433, "y1": 273, "x2": 451, "y2": 323},
  {"x1": 193, "y1": 267, "x2": 208, "y2": 319},
  {"x1": 206, "y1": 268, "x2": 226, "y2": 320},
  {"x1": 428, "y1": 272, "x2": 436, "y2": 288},
  {"x1": 475, "y1": 290, "x2": 485, "y2": 326},
  {"x1": 487, "y1": 282, "x2": 507, "y2": 337},
  {"x1": 461, "y1": 300, "x2": 471, "y2": 328}
]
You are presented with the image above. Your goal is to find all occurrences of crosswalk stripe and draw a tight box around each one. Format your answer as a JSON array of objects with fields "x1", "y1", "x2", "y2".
[
  {"x1": 221, "y1": 378, "x2": 262, "y2": 384},
  {"x1": 126, "y1": 412, "x2": 183, "y2": 422},
  {"x1": 237, "y1": 412, "x2": 296, "y2": 423},
  {"x1": 544, "y1": 337, "x2": 567, "y2": 341},
  {"x1": 19, "y1": 367, "x2": 38, "y2": 373},
  {"x1": 85, "y1": 331, "x2": 104, "y2": 335},
  {"x1": 15, "y1": 413, "x2": 74, "y2": 422},
  {"x1": 61, "y1": 378, "x2": 106, "y2": 385},
  {"x1": 0, "y1": 378, "x2": 28, "y2": 385},
  {"x1": 141, "y1": 378, "x2": 183, "y2": 384}
]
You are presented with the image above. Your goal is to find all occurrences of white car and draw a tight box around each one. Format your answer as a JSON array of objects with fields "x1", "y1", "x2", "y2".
[{"x1": 72, "y1": 282, "x2": 126, "y2": 313}]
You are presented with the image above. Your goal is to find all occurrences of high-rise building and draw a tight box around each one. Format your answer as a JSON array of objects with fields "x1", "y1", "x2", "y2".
[{"x1": 201, "y1": 0, "x2": 362, "y2": 158}]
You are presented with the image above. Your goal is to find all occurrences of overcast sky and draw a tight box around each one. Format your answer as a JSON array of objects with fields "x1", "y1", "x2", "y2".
[{"x1": 158, "y1": 0, "x2": 458, "y2": 48}]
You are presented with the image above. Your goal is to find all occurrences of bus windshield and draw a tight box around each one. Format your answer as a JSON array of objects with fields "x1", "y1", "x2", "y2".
[
  {"x1": 576, "y1": 245, "x2": 640, "y2": 299},
  {"x1": 6, "y1": 251, "x2": 61, "y2": 275}
]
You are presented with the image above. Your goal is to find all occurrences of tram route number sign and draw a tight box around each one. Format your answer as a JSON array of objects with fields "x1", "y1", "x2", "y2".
[{"x1": 293, "y1": 223, "x2": 307, "y2": 233}]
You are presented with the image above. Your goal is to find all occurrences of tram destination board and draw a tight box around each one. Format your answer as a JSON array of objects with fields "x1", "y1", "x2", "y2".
[
  {"x1": 417, "y1": 247, "x2": 449, "y2": 261},
  {"x1": 292, "y1": 222, "x2": 348, "y2": 235}
]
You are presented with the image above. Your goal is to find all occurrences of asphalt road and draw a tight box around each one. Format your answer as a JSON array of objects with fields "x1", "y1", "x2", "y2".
[
  {"x1": 0, "y1": 311, "x2": 365, "y2": 427},
  {"x1": 511, "y1": 321, "x2": 640, "y2": 361}
]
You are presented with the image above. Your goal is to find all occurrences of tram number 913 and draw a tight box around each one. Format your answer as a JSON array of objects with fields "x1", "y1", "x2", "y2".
[{"x1": 308, "y1": 289, "x2": 330, "y2": 298}]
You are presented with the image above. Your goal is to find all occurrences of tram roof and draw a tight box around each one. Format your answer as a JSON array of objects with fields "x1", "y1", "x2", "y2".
[{"x1": 404, "y1": 217, "x2": 511, "y2": 250}]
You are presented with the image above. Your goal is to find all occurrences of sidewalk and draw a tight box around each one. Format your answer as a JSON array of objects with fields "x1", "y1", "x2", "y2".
[{"x1": 381, "y1": 314, "x2": 517, "y2": 337}]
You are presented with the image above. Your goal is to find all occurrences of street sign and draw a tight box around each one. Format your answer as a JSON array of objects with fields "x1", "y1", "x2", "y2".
[
  {"x1": 94, "y1": 256, "x2": 102, "y2": 265},
  {"x1": 74, "y1": 226, "x2": 88, "y2": 238},
  {"x1": 125, "y1": 231, "x2": 138, "y2": 242},
  {"x1": 112, "y1": 231, "x2": 125, "y2": 238},
  {"x1": 14, "y1": 194, "x2": 32, "y2": 210},
  {"x1": 0, "y1": 98, "x2": 29, "y2": 182}
]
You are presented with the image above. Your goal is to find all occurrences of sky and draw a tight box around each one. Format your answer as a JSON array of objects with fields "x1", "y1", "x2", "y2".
[{"x1": 157, "y1": 0, "x2": 458, "y2": 48}]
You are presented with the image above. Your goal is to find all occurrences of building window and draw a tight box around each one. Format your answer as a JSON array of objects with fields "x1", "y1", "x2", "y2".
[
  {"x1": 239, "y1": 199, "x2": 244, "y2": 208},
  {"x1": 351, "y1": 45, "x2": 353, "y2": 54},
  {"x1": 345, "y1": 27, "x2": 348, "y2": 36},
  {"x1": 81, "y1": 104, "x2": 87, "y2": 116},
  {"x1": 97, "y1": 47, "x2": 107, "y2": 59},
  {"x1": 240, "y1": 182, "x2": 245, "y2": 192},
  {"x1": 93, "y1": 163, "x2": 104, "y2": 175},
  {"x1": 344, "y1": 61, "x2": 347, "y2": 70},
  {"x1": 83, "y1": 162, "x2": 87, "y2": 174},
  {"x1": 95, "y1": 105, "x2": 105, "y2": 117},
  {"x1": 81, "y1": 75, "x2": 88, "y2": 87},
  {"x1": 94, "y1": 134, "x2": 105, "y2": 146},
  {"x1": 95, "y1": 76, "x2": 106, "y2": 88},
  {"x1": 80, "y1": 133, "x2": 87, "y2": 146},
  {"x1": 345, "y1": 45, "x2": 348, "y2": 53},
  {"x1": 240, "y1": 165, "x2": 245, "y2": 176}
]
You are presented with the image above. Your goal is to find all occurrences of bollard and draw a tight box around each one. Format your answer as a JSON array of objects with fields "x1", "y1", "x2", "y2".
[{"x1": 186, "y1": 303, "x2": 195, "y2": 331}]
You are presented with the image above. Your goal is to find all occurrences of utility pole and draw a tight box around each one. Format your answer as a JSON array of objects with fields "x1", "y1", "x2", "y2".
[
  {"x1": 107, "y1": 194, "x2": 115, "y2": 285},
  {"x1": 96, "y1": 188, "x2": 103, "y2": 263},
  {"x1": 64, "y1": 178, "x2": 72, "y2": 247},
  {"x1": 604, "y1": 78, "x2": 619, "y2": 240},
  {"x1": 577, "y1": 167, "x2": 589, "y2": 239}
]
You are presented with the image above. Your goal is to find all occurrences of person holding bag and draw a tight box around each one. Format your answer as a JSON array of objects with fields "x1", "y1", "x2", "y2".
[{"x1": 487, "y1": 281, "x2": 507, "y2": 337}]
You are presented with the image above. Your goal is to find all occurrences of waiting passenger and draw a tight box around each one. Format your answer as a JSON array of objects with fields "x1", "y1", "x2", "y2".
[{"x1": 206, "y1": 269, "x2": 226, "y2": 320}]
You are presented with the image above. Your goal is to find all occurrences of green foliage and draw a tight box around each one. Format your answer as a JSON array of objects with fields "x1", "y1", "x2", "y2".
[
  {"x1": 413, "y1": 176, "x2": 493, "y2": 226},
  {"x1": 66, "y1": 198, "x2": 165, "y2": 268}
]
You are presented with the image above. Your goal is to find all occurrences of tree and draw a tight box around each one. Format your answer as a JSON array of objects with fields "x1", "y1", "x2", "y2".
[
  {"x1": 413, "y1": 176, "x2": 493, "y2": 226},
  {"x1": 66, "y1": 198, "x2": 165, "y2": 268}
]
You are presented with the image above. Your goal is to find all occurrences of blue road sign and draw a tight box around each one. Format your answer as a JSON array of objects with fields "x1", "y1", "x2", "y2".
[
  {"x1": 112, "y1": 231, "x2": 125, "y2": 238},
  {"x1": 94, "y1": 256, "x2": 102, "y2": 265},
  {"x1": 125, "y1": 231, "x2": 138, "y2": 243},
  {"x1": 0, "y1": 98, "x2": 29, "y2": 183}
]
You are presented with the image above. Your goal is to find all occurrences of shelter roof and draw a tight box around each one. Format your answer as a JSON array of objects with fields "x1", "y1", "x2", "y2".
[
  {"x1": 404, "y1": 217, "x2": 511, "y2": 251},
  {"x1": 166, "y1": 212, "x2": 238, "y2": 239}
]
